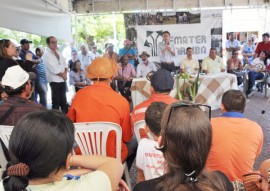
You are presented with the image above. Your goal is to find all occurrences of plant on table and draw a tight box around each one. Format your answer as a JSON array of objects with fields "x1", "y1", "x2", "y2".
[{"x1": 176, "y1": 71, "x2": 201, "y2": 101}]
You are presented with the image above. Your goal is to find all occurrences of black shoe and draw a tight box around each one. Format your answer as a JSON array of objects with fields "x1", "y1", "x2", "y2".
[
  {"x1": 256, "y1": 83, "x2": 262, "y2": 92},
  {"x1": 246, "y1": 90, "x2": 253, "y2": 98}
]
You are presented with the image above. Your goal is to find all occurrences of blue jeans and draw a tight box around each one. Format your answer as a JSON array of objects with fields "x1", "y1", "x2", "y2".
[
  {"x1": 248, "y1": 71, "x2": 264, "y2": 91},
  {"x1": 35, "y1": 80, "x2": 48, "y2": 108}
]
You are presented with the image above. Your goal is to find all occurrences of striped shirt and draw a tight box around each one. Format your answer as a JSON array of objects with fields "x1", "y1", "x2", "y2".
[{"x1": 36, "y1": 59, "x2": 48, "y2": 84}]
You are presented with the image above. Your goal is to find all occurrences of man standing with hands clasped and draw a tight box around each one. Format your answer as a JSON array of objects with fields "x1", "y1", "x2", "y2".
[
  {"x1": 43, "y1": 36, "x2": 68, "y2": 113},
  {"x1": 158, "y1": 31, "x2": 176, "y2": 73}
]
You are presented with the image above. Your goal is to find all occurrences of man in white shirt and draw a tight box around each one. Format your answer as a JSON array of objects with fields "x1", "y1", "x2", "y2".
[
  {"x1": 226, "y1": 32, "x2": 240, "y2": 59},
  {"x1": 180, "y1": 47, "x2": 200, "y2": 74},
  {"x1": 89, "y1": 45, "x2": 101, "y2": 59},
  {"x1": 78, "y1": 44, "x2": 94, "y2": 70},
  {"x1": 43, "y1": 36, "x2": 68, "y2": 113},
  {"x1": 157, "y1": 31, "x2": 176, "y2": 72},
  {"x1": 202, "y1": 48, "x2": 225, "y2": 74},
  {"x1": 136, "y1": 51, "x2": 157, "y2": 78}
]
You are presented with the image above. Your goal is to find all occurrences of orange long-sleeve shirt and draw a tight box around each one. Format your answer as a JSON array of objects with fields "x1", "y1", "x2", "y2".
[{"x1": 67, "y1": 83, "x2": 132, "y2": 161}]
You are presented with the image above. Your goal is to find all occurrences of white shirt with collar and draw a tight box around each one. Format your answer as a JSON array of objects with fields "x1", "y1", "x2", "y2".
[
  {"x1": 136, "y1": 61, "x2": 157, "y2": 78},
  {"x1": 157, "y1": 41, "x2": 175, "y2": 63},
  {"x1": 226, "y1": 39, "x2": 240, "y2": 58},
  {"x1": 89, "y1": 51, "x2": 101, "y2": 59},
  {"x1": 78, "y1": 51, "x2": 94, "y2": 70},
  {"x1": 43, "y1": 48, "x2": 67, "y2": 83}
]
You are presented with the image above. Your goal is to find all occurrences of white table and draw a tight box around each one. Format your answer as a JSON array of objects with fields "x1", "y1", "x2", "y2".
[{"x1": 130, "y1": 73, "x2": 238, "y2": 110}]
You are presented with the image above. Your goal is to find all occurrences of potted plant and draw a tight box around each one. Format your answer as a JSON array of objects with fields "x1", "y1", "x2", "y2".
[{"x1": 176, "y1": 71, "x2": 201, "y2": 101}]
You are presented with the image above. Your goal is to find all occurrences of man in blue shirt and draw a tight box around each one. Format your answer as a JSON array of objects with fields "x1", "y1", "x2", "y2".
[
  {"x1": 19, "y1": 39, "x2": 40, "y2": 63},
  {"x1": 118, "y1": 39, "x2": 136, "y2": 68}
]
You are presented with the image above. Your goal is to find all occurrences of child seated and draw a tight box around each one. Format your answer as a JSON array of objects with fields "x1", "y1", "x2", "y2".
[{"x1": 136, "y1": 101, "x2": 167, "y2": 182}]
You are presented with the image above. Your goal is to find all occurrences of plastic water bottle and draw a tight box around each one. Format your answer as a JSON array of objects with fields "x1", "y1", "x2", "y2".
[{"x1": 186, "y1": 67, "x2": 190, "y2": 75}]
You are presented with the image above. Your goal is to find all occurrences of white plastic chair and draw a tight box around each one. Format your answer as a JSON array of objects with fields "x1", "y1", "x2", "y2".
[
  {"x1": 134, "y1": 120, "x2": 154, "y2": 142},
  {"x1": 0, "y1": 125, "x2": 13, "y2": 148},
  {"x1": 74, "y1": 122, "x2": 131, "y2": 189},
  {"x1": 134, "y1": 120, "x2": 146, "y2": 142},
  {"x1": 0, "y1": 125, "x2": 13, "y2": 174}
]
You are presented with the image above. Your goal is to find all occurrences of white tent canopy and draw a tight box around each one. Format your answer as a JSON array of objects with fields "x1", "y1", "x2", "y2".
[{"x1": 0, "y1": 0, "x2": 72, "y2": 41}]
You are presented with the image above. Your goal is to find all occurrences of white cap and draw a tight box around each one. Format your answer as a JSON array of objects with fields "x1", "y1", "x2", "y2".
[{"x1": 2, "y1": 66, "x2": 30, "y2": 89}]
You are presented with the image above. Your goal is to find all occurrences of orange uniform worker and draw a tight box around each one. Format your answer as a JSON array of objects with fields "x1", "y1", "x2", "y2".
[
  {"x1": 131, "y1": 69, "x2": 177, "y2": 138},
  {"x1": 67, "y1": 57, "x2": 132, "y2": 162},
  {"x1": 206, "y1": 90, "x2": 263, "y2": 181}
]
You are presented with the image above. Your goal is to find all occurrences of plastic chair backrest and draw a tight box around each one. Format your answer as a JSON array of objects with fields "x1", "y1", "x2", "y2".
[
  {"x1": 74, "y1": 122, "x2": 122, "y2": 161},
  {"x1": 134, "y1": 120, "x2": 154, "y2": 142},
  {"x1": 0, "y1": 125, "x2": 13, "y2": 148},
  {"x1": 134, "y1": 120, "x2": 146, "y2": 142}
]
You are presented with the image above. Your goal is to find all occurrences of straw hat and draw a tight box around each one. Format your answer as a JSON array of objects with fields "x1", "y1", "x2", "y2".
[
  {"x1": 139, "y1": 51, "x2": 150, "y2": 58},
  {"x1": 86, "y1": 57, "x2": 118, "y2": 80}
]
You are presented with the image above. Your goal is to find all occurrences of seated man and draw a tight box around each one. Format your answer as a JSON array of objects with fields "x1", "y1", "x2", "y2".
[
  {"x1": 0, "y1": 65, "x2": 45, "y2": 160},
  {"x1": 115, "y1": 55, "x2": 136, "y2": 102},
  {"x1": 246, "y1": 50, "x2": 269, "y2": 97},
  {"x1": 206, "y1": 90, "x2": 263, "y2": 181},
  {"x1": 136, "y1": 51, "x2": 157, "y2": 78},
  {"x1": 202, "y1": 48, "x2": 225, "y2": 74},
  {"x1": 136, "y1": 102, "x2": 167, "y2": 182},
  {"x1": 0, "y1": 65, "x2": 45, "y2": 125},
  {"x1": 67, "y1": 57, "x2": 134, "y2": 165},
  {"x1": 131, "y1": 68, "x2": 177, "y2": 138},
  {"x1": 227, "y1": 50, "x2": 243, "y2": 85},
  {"x1": 180, "y1": 47, "x2": 199, "y2": 74}
]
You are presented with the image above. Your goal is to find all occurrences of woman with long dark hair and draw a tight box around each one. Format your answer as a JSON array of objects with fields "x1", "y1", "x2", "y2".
[
  {"x1": 134, "y1": 101, "x2": 233, "y2": 191},
  {"x1": 1, "y1": 110, "x2": 123, "y2": 191},
  {"x1": 0, "y1": 39, "x2": 18, "y2": 81}
]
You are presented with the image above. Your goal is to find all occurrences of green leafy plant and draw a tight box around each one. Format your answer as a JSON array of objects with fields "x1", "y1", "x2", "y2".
[{"x1": 176, "y1": 71, "x2": 201, "y2": 101}]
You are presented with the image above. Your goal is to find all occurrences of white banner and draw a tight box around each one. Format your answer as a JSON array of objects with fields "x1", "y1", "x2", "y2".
[{"x1": 136, "y1": 10, "x2": 222, "y2": 66}]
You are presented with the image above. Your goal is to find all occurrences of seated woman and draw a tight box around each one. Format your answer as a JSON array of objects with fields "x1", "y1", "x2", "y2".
[
  {"x1": 246, "y1": 50, "x2": 269, "y2": 97},
  {"x1": 242, "y1": 36, "x2": 255, "y2": 65},
  {"x1": 69, "y1": 60, "x2": 91, "y2": 92},
  {"x1": 227, "y1": 50, "x2": 243, "y2": 85},
  {"x1": 1, "y1": 110, "x2": 123, "y2": 191},
  {"x1": 134, "y1": 101, "x2": 233, "y2": 191}
]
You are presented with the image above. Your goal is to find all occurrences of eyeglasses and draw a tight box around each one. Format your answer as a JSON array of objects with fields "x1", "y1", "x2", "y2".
[{"x1": 166, "y1": 102, "x2": 211, "y2": 126}]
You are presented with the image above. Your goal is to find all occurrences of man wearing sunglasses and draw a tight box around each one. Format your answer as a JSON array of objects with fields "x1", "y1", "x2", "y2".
[{"x1": 206, "y1": 90, "x2": 263, "y2": 181}]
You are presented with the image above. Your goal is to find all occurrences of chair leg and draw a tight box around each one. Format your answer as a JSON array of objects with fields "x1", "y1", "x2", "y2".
[
  {"x1": 123, "y1": 162, "x2": 132, "y2": 189},
  {"x1": 265, "y1": 83, "x2": 269, "y2": 98}
]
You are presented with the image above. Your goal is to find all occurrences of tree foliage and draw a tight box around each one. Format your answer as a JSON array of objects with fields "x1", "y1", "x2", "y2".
[
  {"x1": 0, "y1": 14, "x2": 126, "y2": 53},
  {"x1": 73, "y1": 14, "x2": 126, "y2": 52}
]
